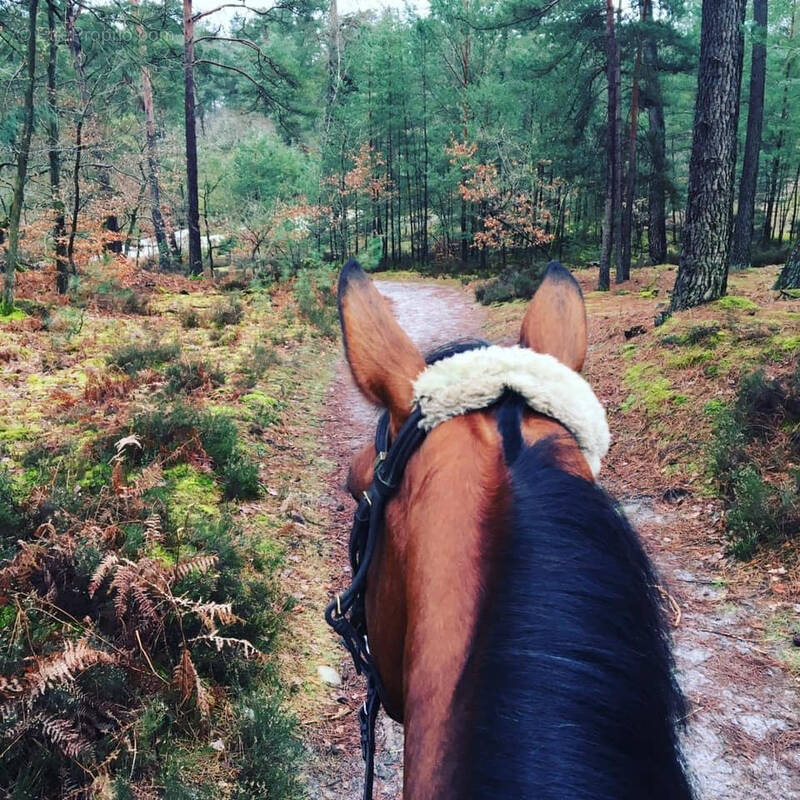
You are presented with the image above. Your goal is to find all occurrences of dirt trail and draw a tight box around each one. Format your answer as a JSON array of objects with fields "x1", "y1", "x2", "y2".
[{"x1": 310, "y1": 280, "x2": 799, "y2": 799}]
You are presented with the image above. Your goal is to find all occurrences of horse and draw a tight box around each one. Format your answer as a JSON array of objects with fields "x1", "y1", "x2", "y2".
[{"x1": 333, "y1": 258, "x2": 693, "y2": 799}]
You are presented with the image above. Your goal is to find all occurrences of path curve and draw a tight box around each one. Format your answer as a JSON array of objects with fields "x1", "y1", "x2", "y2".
[{"x1": 312, "y1": 279, "x2": 799, "y2": 800}]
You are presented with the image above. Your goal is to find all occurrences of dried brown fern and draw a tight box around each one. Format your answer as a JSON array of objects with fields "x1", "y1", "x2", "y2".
[{"x1": 0, "y1": 639, "x2": 118, "y2": 700}]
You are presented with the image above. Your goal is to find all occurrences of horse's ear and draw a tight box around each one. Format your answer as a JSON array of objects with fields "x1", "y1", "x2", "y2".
[
  {"x1": 519, "y1": 260, "x2": 587, "y2": 372},
  {"x1": 338, "y1": 259, "x2": 425, "y2": 428}
]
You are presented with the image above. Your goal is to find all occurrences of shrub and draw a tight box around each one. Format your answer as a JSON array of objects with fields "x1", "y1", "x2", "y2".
[
  {"x1": 293, "y1": 268, "x2": 337, "y2": 336},
  {"x1": 232, "y1": 688, "x2": 302, "y2": 800},
  {"x1": 241, "y1": 343, "x2": 280, "y2": 386},
  {"x1": 165, "y1": 360, "x2": 226, "y2": 394},
  {"x1": 179, "y1": 306, "x2": 202, "y2": 329},
  {"x1": 108, "y1": 340, "x2": 180, "y2": 375},
  {"x1": 0, "y1": 513, "x2": 293, "y2": 798},
  {"x1": 221, "y1": 276, "x2": 250, "y2": 291},
  {"x1": 0, "y1": 467, "x2": 22, "y2": 548},
  {"x1": 222, "y1": 452, "x2": 261, "y2": 500},
  {"x1": 209, "y1": 297, "x2": 244, "y2": 327},
  {"x1": 474, "y1": 264, "x2": 544, "y2": 305},
  {"x1": 709, "y1": 363, "x2": 800, "y2": 559},
  {"x1": 725, "y1": 466, "x2": 782, "y2": 560},
  {"x1": 733, "y1": 370, "x2": 786, "y2": 440},
  {"x1": 94, "y1": 279, "x2": 149, "y2": 315}
]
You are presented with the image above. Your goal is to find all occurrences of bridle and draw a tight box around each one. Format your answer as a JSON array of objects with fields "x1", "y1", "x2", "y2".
[{"x1": 324, "y1": 404, "x2": 427, "y2": 800}]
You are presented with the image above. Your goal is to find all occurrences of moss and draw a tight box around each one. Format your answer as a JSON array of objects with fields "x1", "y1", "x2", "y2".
[
  {"x1": 638, "y1": 289, "x2": 658, "y2": 298},
  {"x1": 770, "y1": 333, "x2": 800, "y2": 354},
  {"x1": 0, "y1": 307, "x2": 28, "y2": 322},
  {"x1": 79, "y1": 463, "x2": 112, "y2": 493},
  {"x1": 163, "y1": 464, "x2": 221, "y2": 527},
  {"x1": 0, "y1": 423, "x2": 37, "y2": 443},
  {"x1": 621, "y1": 343, "x2": 638, "y2": 361},
  {"x1": 242, "y1": 391, "x2": 284, "y2": 427},
  {"x1": 716, "y1": 295, "x2": 759, "y2": 311},
  {"x1": 703, "y1": 399, "x2": 727, "y2": 417},
  {"x1": 666, "y1": 348, "x2": 715, "y2": 370},
  {"x1": 621, "y1": 363, "x2": 683, "y2": 414}
]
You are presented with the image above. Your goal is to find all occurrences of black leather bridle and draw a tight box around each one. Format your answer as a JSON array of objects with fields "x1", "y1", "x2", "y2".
[{"x1": 324, "y1": 405, "x2": 427, "y2": 800}]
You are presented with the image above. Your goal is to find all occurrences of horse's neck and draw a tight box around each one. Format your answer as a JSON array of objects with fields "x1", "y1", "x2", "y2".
[{"x1": 396, "y1": 413, "x2": 590, "y2": 799}]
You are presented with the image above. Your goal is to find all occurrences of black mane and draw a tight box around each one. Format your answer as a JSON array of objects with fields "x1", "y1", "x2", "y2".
[
  {"x1": 462, "y1": 431, "x2": 694, "y2": 799},
  {"x1": 425, "y1": 338, "x2": 489, "y2": 365}
]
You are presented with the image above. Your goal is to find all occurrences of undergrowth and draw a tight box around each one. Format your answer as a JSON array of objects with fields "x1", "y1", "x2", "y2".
[
  {"x1": 474, "y1": 263, "x2": 544, "y2": 305},
  {"x1": 709, "y1": 364, "x2": 800, "y2": 559},
  {"x1": 109, "y1": 339, "x2": 181, "y2": 375},
  {"x1": 293, "y1": 268, "x2": 337, "y2": 337},
  {"x1": 0, "y1": 284, "x2": 305, "y2": 799}
]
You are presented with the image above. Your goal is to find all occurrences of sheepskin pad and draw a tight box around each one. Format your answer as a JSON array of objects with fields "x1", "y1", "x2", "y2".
[{"x1": 412, "y1": 345, "x2": 610, "y2": 476}]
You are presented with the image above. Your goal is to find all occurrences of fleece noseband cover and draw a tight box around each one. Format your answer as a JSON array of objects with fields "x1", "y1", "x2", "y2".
[{"x1": 412, "y1": 345, "x2": 611, "y2": 477}]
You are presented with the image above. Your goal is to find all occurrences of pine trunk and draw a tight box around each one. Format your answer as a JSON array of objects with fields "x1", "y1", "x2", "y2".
[
  {"x1": 46, "y1": 0, "x2": 69, "y2": 294},
  {"x1": 671, "y1": 0, "x2": 747, "y2": 311},
  {"x1": 613, "y1": 5, "x2": 624, "y2": 283},
  {"x1": 599, "y1": 0, "x2": 619, "y2": 290},
  {"x1": 3, "y1": 0, "x2": 38, "y2": 311},
  {"x1": 730, "y1": 0, "x2": 768, "y2": 269},
  {"x1": 133, "y1": 0, "x2": 172, "y2": 269},
  {"x1": 621, "y1": 19, "x2": 643, "y2": 280},
  {"x1": 183, "y1": 0, "x2": 203, "y2": 275},
  {"x1": 775, "y1": 238, "x2": 800, "y2": 289},
  {"x1": 642, "y1": 0, "x2": 667, "y2": 264}
]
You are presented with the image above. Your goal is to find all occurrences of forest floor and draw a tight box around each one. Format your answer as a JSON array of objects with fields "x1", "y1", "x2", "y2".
[
  {"x1": 301, "y1": 265, "x2": 800, "y2": 800},
  {"x1": 2, "y1": 260, "x2": 798, "y2": 798}
]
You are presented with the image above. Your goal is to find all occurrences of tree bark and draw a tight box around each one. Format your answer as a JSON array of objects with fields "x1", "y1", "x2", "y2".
[
  {"x1": 642, "y1": 0, "x2": 667, "y2": 265},
  {"x1": 613, "y1": 2, "x2": 624, "y2": 283},
  {"x1": 3, "y1": 0, "x2": 39, "y2": 311},
  {"x1": 763, "y1": 5, "x2": 795, "y2": 244},
  {"x1": 132, "y1": 0, "x2": 172, "y2": 269},
  {"x1": 47, "y1": 0, "x2": 69, "y2": 294},
  {"x1": 621, "y1": 7, "x2": 644, "y2": 280},
  {"x1": 775, "y1": 237, "x2": 800, "y2": 289},
  {"x1": 729, "y1": 0, "x2": 768, "y2": 269},
  {"x1": 599, "y1": 0, "x2": 619, "y2": 290},
  {"x1": 671, "y1": 0, "x2": 747, "y2": 311},
  {"x1": 183, "y1": 0, "x2": 203, "y2": 275}
]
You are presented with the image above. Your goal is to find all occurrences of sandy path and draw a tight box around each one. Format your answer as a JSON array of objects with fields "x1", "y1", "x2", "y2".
[{"x1": 309, "y1": 279, "x2": 799, "y2": 799}]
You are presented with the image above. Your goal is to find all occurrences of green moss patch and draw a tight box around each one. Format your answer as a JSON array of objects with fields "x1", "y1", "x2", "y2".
[
  {"x1": 716, "y1": 295, "x2": 759, "y2": 312},
  {"x1": 163, "y1": 464, "x2": 221, "y2": 527},
  {"x1": 621, "y1": 363, "x2": 684, "y2": 414},
  {"x1": 0, "y1": 306, "x2": 28, "y2": 322}
]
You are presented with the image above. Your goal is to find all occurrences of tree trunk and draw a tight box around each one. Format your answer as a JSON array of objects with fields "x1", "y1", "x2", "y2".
[
  {"x1": 730, "y1": 0, "x2": 768, "y2": 269},
  {"x1": 132, "y1": 0, "x2": 172, "y2": 269},
  {"x1": 183, "y1": 0, "x2": 203, "y2": 275},
  {"x1": 613, "y1": 3, "x2": 624, "y2": 283},
  {"x1": 642, "y1": 0, "x2": 667, "y2": 265},
  {"x1": 670, "y1": 0, "x2": 747, "y2": 311},
  {"x1": 599, "y1": 0, "x2": 619, "y2": 290},
  {"x1": 46, "y1": 0, "x2": 69, "y2": 294},
  {"x1": 621, "y1": 10, "x2": 644, "y2": 280},
  {"x1": 3, "y1": 0, "x2": 38, "y2": 311},
  {"x1": 775, "y1": 237, "x2": 800, "y2": 289},
  {"x1": 65, "y1": 0, "x2": 118, "y2": 254}
]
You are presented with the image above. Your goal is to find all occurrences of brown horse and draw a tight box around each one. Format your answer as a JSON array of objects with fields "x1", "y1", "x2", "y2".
[{"x1": 336, "y1": 259, "x2": 692, "y2": 799}]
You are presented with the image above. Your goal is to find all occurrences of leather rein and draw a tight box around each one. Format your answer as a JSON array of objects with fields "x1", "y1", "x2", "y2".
[{"x1": 324, "y1": 405, "x2": 427, "y2": 800}]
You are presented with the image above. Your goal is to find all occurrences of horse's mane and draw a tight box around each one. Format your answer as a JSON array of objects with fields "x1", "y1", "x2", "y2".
[{"x1": 461, "y1": 401, "x2": 694, "y2": 799}]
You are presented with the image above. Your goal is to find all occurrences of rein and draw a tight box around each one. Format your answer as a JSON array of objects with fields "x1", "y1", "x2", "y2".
[{"x1": 324, "y1": 406, "x2": 427, "y2": 800}]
